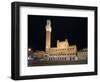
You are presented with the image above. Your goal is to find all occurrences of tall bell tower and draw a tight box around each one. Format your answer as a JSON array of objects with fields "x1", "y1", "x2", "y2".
[{"x1": 45, "y1": 20, "x2": 52, "y2": 53}]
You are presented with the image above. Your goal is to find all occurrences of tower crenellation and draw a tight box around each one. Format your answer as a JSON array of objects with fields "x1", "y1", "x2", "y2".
[{"x1": 45, "y1": 19, "x2": 52, "y2": 32}]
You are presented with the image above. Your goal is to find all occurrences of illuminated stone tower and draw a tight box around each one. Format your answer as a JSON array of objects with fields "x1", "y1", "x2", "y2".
[{"x1": 45, "y1": 20, "x2": 52, "y2": 53}]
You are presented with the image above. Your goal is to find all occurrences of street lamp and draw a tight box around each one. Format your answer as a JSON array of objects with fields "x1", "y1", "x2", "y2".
[{"x1": 28, "y1": 48, "x2": 31, "y2": 51}]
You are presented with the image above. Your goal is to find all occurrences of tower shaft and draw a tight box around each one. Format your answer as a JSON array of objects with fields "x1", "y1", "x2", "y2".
[{"x1": 46, "y1": 31, "x2": 51, "y2": 52}]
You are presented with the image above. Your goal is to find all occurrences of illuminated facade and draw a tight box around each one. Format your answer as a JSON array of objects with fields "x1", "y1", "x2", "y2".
[{"x1": 45, "y1": 20, "x2": 78, "y2": 61}]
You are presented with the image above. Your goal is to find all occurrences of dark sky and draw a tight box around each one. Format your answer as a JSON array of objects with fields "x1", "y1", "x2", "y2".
[{"x1": 28, "y1": 15, "x2": 88, "y2": 51}]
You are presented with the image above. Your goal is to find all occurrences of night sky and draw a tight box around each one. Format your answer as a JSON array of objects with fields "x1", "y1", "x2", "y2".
[{"x1": 28, "y1": 15, "x2": 88, "y2": 51}]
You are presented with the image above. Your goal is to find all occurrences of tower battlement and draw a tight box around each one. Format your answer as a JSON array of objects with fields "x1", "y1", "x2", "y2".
[{"x1": 45, "y1": 19, "x2": 52, "y2": 32}]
